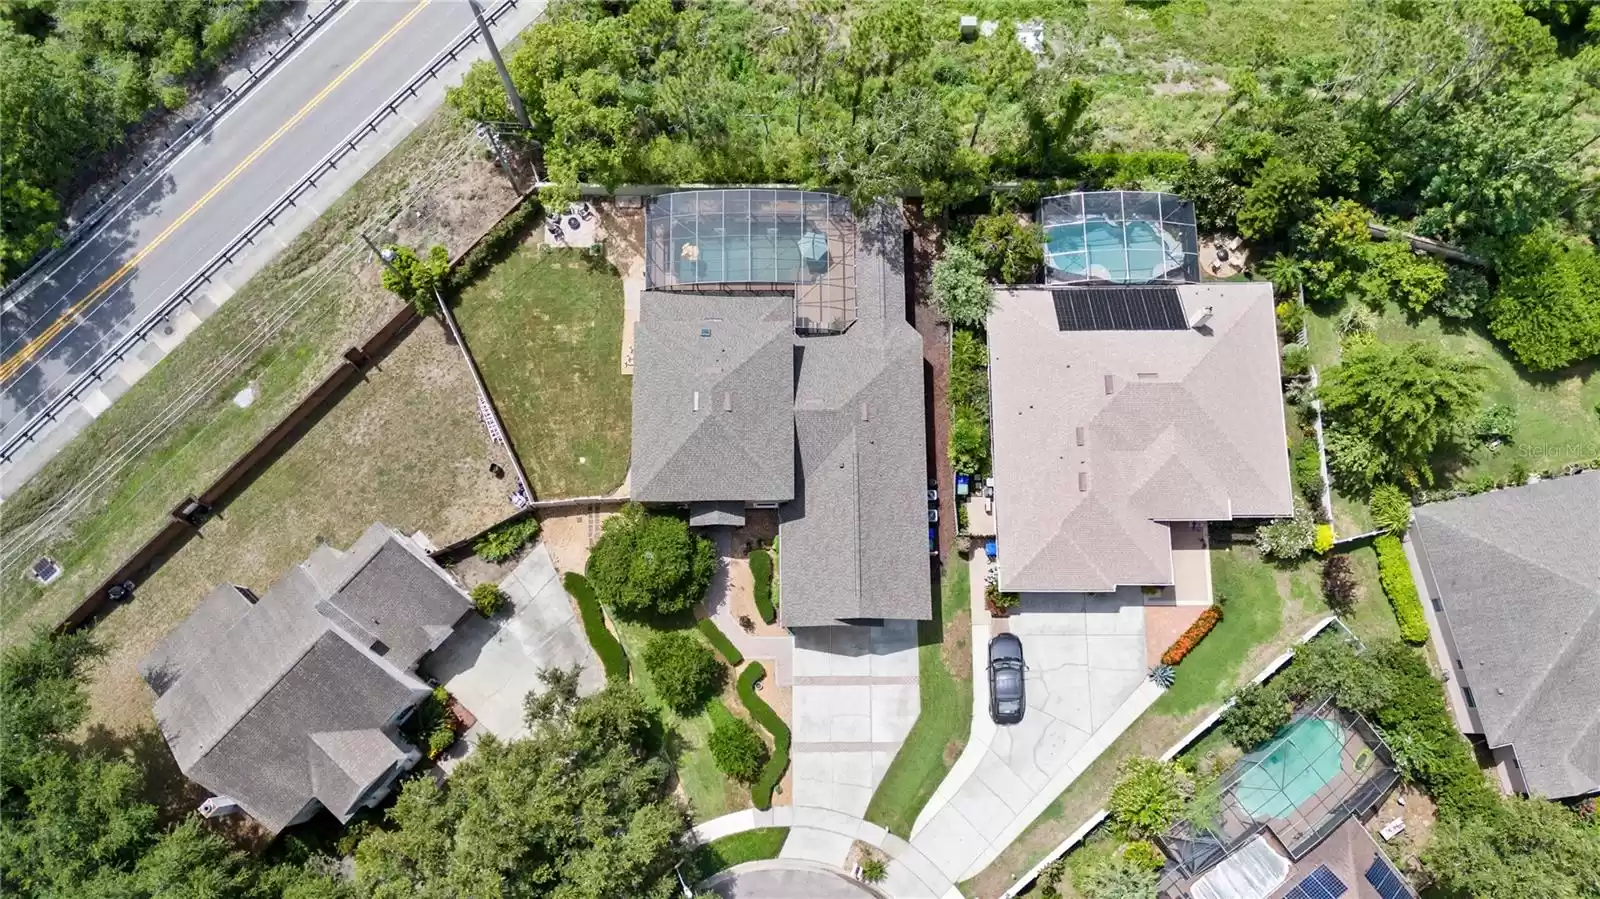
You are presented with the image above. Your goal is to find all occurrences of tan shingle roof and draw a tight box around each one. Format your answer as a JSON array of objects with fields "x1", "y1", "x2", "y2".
[{"x1": 988, "y1": 283, "x2": 1293, "y2": 593}]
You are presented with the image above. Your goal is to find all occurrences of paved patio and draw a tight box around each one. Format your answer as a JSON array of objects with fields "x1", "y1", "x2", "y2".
[
  {"x1": 909, "y1": 589, "x2": 1157, "y2": 883},
  {"x1": 790, "y1": 622, "x2": 921, "y2": 818},
  {"x1": 422, "y1": 543, "x2": 603, "y2": 740}
]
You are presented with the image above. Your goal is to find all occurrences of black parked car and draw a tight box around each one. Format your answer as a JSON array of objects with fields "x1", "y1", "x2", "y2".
[{"x1": 988, "y1": 633, "x2": 1026, "y2": 725}]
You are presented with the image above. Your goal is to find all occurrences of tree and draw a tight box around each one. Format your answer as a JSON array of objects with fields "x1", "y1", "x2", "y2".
[
  {"x1": 380, "y1": 244, "x2": 450, "y2": 315},
  {"x1": 1236, "y1": 157, "x2": 1319, "y2": 240},
  {"x1": 1320, "y1": 555, "x2": 1358, "y2": 614},
  {"x1": 1359, "y1": 240, "x2": 1447, "y2": 314},
  {"x1": 818, "y1": 83, "x2": 957, "y2": 207},
  {"x1": 640, "y1": 632, "x2": 724, "y2": 715},
  {"x1": 1318, "y1": 341, "x2": 1485, "y2": 486},
  {"x1": 586, "y1": 503, "x2": 717, "y2": 617},
  {"x1": 930, "y1": 244, "x2": 992, "y2": 326},
  {"x1": 1368, "y1": 484, "x2": 1412, "y2": 535},
  {"x1": 968, "y1": 212, "x2": 1043, "y2": 283},
  {"x1": 949, "y1": 408, "x2": 989, "y2": 477},
  {"x1": 1487, "y1": 229, "x2": 1600, "y2": 372},
  {"x1": 1107, "y1": 757, "x2": 1195, "y2": 839},
  {"x1": 1219, "y1": 681, "x2": 1291, "y2": 750},
  {"x1": 356, "y1": 682, "x2": 691, "y2": 899},
  {"x1": 839, "y1": 0, "x2": 931, "y2": 127},
  {"x1": 707, "y1": 714, "x2": 767, "y2": 783},
  {"x1": 1422, "y1": 795, "x2": 1600, "y2": 899}
]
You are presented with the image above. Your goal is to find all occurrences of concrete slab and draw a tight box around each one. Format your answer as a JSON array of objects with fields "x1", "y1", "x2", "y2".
[
  {"x1": 779, "y1": 826, "x2": 854, "y2": 867},
  {"x1": 423, "y1": 544, "x2": 603, "y2": 740}
]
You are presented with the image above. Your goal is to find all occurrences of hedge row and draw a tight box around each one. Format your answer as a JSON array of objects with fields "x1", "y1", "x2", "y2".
[
  {"x1": 448, "y1": 195, "x2": 544, "y2": 293},
  {"x1": 696, "y1": 617, "x2": 744, "y2": 666},
  {"x1": 1374, "y1": 535, "x2": 1429, "y2": 644},
  {"x1": 737, "y1": 662, "x2": 790, "y2": 810},
  {"x1": 563, "y1": 572, "x2": 629, "y2": 681},
  {"x1": 748, "y1": 549, "x2": 776, "y2": 624},
  {"x1": 1160, "y1": 604, "x2": 1223, "y2": 666}
]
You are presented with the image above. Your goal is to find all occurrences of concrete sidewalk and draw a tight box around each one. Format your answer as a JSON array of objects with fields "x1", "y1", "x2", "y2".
[{"x1": 909, "y1": 590, "x2": 1156, "y2": 883}]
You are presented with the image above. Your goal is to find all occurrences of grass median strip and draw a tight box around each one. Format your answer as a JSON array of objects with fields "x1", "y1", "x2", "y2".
[
  {"x1": 562, "y1": 572, "x2": 628, "y2": 681},
  {"x1": 864, "y1": 555, "x2": 973, "y2": 838},
  {"x1": 689, "y1": 827, "x2": 790, "y2": 882},
  {"x1": 738, "y1": 661, "x2": 791, "y2": 811}
]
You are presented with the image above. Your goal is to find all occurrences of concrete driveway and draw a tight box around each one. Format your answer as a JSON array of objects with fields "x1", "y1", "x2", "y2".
[
  {"x1": 423, "y1": 543, "x2": 603, "y2": 740},
  {"x1": 703, "y1": 860, "x2": 885, "y2": 899},
  {"x1": 909, "y1": 589, "x2": 1158, "y2": 882}
]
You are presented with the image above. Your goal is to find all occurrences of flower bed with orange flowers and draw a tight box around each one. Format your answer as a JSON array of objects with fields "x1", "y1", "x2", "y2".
[{"x1": 1161, "y1": 604, "x2": 1223, "y2": 666}]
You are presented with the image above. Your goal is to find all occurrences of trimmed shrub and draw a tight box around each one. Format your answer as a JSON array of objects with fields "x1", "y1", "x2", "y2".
[
  {"x1": 1107, "y1": 756, "x2": 1196, "y2": 839},
  {"x1": 748, "y1": 549, "x2": 776, "y2": 624},
  {"x1": 1321, "y1": 555, "x2": 1358, "y2": 614},
  {"x1": 707, "y1": 705, "x2": 767, "y2": 783},
  {"x1": 950, "y1": 406, "x2": 990, "y2": 476},
  {"x1": 1254, "y1": 502, "x2": 1317, "y2": 561},
  {"x1": 738, "y1": 662, "x2": 791, "y2": 810},
  {"x1": 1160, "y1": 605, "x2": 1223, "y2": 666},
  {"x1": 642, "y1": 632, "x2": 724, "y2": 715},
  {"x1": 930, "y1": 244, "x2": 993, "y2": 327},
  {"x1": 1375, "y1": 535, "x2": 1429, "y2": 644},
  {"x1": 1290, "y1": 439, "x2": 1324, "y2": 506},
  {"x1": 1119, "y1": 840, "x2": 1166, "y2": 872},
  {"x1": 859, "y1": 852, "x2": 888, "y2": 884},
  {"x1": 1368, "y1": 484, "x2": 1412, "y2": 535},
  {"x1": 1313, "y1": 523, "x2": 1335, "y2": 555},
  {"x1": 403, "y1": 687, "x2": 460, "y2": 760},
  {"x1": 696, "y1": 617, "x2": 744, "y2": 665},
  {"x1": 469, "y1": 583, "x2": 509, "y2": 618},
  {"x1": 586, "y1": 503, "x2": 716, "y2": 617},
  {"x1": 473, "y1": 516, "x2": 541, "y2": 563},
  {"x1": 562, "y1": 572, "x2": 629, "y2": 681},
  {"x1": 1275, "y1": 301, "x2": 1305, "y2": 340},
  {"x1": 1220, "y1": 681, "x2": 1292, "y2": 751},
  {"x1": 1281, "y1": 343, "x2": 1311, "y2": 379}
]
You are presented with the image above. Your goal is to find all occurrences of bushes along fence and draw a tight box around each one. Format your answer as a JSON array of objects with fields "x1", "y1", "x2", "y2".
[{"x1": 1374, "y1": 535, "x2": 1429, "y2": 644}]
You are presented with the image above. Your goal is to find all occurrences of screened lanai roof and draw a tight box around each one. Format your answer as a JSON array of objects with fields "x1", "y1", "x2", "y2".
[
  {"x1": 645, "y1": 189, "x2": 857, "y2": 332},
  {"x1": 1041, "y1": 191, "x2": 1200, "y2": 285}
]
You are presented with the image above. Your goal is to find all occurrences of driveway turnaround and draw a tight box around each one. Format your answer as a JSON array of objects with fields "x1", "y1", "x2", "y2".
[
  {"x1": 910, "y1": 590, "x2": 1158, "y2": 883},
  {"x1": 790, "y1": 622, "x2": 921, "y2": 818},
  {"x1": 423, "y1": 544, "x2": 603, "y2": 739},
  {"x1": 703, "y1": 860, "x2": 885, "y2": 899}
]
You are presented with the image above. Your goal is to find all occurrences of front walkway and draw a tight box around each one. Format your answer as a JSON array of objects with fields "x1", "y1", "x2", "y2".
[
  {"x1": 695, "y1": 806, "x2": 956, "y2": 899},
  {"x1": 908, "y1": 586, "x2": 1159, "y2": 883},
  {"x1": 423, "y1": 544, "x2": 604, "y2": 740}
]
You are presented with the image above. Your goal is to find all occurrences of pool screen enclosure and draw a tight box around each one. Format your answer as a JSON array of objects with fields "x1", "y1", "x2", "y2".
[
  {"x1": 645, "y1": 189, "x2": 858, "y2": 332},
  {"x1": 1041, "y1": 191, "x2": 1201, "y2": 285}
]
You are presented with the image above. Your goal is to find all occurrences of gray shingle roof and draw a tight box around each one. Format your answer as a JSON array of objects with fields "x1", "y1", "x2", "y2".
[
  {"x1": 629, "y1": 201, "x2": 928, "y2": 626},
  {"x1": 1410, "y1": 472, "x2": 1600, "y2": 799},
  {"x1": 631, "y1": 292, "x2": 796, "y2": 503},
  {"x1": 142, "y1": 524, "x2": 462, "y2": 834},
  {"x1": 988, "y1": 283, "x2": 1293, "y2": 593}
]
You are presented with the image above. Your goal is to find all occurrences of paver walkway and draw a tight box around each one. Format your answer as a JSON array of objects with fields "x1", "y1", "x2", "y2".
[
  {"x1": 695, "y1": 806, "x2": 957, "y2": 899},
  {"x1": 423, "y1": 544, "x2": 603, "y2": 740},
  {"x1": 909, "y1": 588, "x2": 1158, "y2": 883}
]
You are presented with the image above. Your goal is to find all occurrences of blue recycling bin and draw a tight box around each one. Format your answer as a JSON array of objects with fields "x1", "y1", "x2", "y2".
[
  {"x1": 985, "y1": 539, "x2": 997, "y2": 559},
  {"x1": 956, "y1": 473, "x2": 971, "y2": 496}
]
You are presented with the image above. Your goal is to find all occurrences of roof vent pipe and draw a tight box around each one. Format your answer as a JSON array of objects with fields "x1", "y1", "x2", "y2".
[
  {"x1": 1104, "y1": 374, "x2": 1115, "y2": 395},
  {"x1": 1075, "y1": 426, "x2": 1085, "y2": 446},
  {"x1": 1191, "y1": 305, "x2": 1214, "y2": 329},
  {"x1": 693, "y1": 391, "x2": 700, "y2": 412},
  {"x1": 1078, "y1": 472, "x2": 1088, "y2": 492},
  {"x1": 723, "y1": 392, "x2": 733, "y2": 412}
]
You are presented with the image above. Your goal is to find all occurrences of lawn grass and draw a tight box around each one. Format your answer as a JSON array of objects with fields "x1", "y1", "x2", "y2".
[
  {"x1": 961, "y1": 543, "x2": 1396, "y2": 898},
  {"x1": 1, "y1": 110, "x2": 516, "y2": 645},
  {"x1": 1151, "y1": 548, "x2": 1285, "y2": 716},
  {"x1": 453, "y1": 238, "x2": 631, "y2": 499},
  {"x1": 688, "y1": 827, "x2": 789, "y2": 883},
  {"x1": 864, "y1": 556, "x2": 974, "y2": 838},
  {"x1": 611, "y1": 616, "x2": 749, "y2": 822},
  {"x1": 1307, "y1": 299, "x2": 1600, "y2": 486}
]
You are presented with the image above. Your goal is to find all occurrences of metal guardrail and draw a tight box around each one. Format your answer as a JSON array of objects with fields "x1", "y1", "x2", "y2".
[
  {"x1": 0, "y1": 0, "x2": 349, "y2": 306},
  {"x1": 1, "y1": 0, "x2": 523, "y2": 465}
]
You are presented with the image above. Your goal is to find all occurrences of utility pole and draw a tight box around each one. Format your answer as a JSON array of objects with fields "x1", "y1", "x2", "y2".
[{"x1": 468, "y1": 0, "x2": 531, "y2": 133}]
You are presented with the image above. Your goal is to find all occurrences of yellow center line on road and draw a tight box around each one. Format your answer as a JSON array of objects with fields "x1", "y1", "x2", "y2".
[{"x1": 0, "y1": 0, "x2": 430, "y2": 385}]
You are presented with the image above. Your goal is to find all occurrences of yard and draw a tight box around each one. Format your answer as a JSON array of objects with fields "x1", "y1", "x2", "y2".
[
  {"x1": 74, "y1": 315, "x2": 513, "y2": 812},
  {"x1": 452, "y1": 234, "x2": 632, "y2": 499},
  {"x1": 1, "y1": 110, "x2": 518, "y2": 646},
  {"x1": 1306, "y1": 299, "x2": 1600, "y2": 534},
  {"x1": 688, "y1": 827, "x2": 790, "y2": 883},
  {"x1": 864, "y1": 555, "x2": 974, "y2": 837},
  {"x1": 960, "y1": 543, "x2": 1401, "y2": 897}
]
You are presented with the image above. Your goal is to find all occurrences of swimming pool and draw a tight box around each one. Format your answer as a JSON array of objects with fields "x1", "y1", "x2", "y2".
[
  {"x1": 1233, "y1": 716, "x2": 1346, "y2": 821},
  {"x1": 1045, "y1": 217, "x2": 1183, "y2": 283}
]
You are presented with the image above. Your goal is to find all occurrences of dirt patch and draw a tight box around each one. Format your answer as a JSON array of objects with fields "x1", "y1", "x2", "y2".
[
  {"x1": 539, "y1": 505, "x2": 618, "y2": 576},
  {"x1": 942, "y1": 607, "x2": 972, "y2": 679},
  {"x1": 1365, "y1": 785, "x2": 1437, "y2": 880},
  {"x1": 448, "y1": 552, "x2": 520, "y2": 590}
]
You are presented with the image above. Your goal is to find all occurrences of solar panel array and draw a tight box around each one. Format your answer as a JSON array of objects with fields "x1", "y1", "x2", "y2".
[
  {"x1": 1365, "y1": 856, "x2": 1413, "y2": 899},
  {"x1": 1282, "y1": 864, "x2": 1347, "y2": 899},
  {"x1": 1051, "y1": 287, "x2": 1189, "y2": 332}
]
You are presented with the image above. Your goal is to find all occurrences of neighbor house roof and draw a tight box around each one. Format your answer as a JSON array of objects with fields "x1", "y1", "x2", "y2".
[
  {"x1": 1409, "y1": 471, "x2": 1600, "y2": 800},
  {"x1": 140, "y1": 523, "x2": 468, "y2": 833},
  {"x1": 988, "y1": 283, "x2": 1293, "y2": 593},
  {"x1": 631, "y1": 292, "x2": 795, "y2": 503}
]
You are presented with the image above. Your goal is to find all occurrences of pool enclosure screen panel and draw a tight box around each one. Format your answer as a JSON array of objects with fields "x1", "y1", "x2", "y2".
[
  {"x1": 644, "y1": 189, "x2": 858, "y2": 329},
  {"x1": 1041, "y1": 191, "x2": 1201, "y2": 285}
]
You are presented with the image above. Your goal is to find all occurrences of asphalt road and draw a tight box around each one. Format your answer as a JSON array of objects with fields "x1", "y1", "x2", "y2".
[{"x1": 0, "y1": 0, "x2": 530, "y2": 451}]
